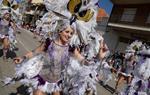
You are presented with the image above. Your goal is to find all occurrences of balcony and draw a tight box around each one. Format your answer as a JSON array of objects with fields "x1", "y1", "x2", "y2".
[{"x1": 111, "y1": 0, "x2": 150, "y2": 4}]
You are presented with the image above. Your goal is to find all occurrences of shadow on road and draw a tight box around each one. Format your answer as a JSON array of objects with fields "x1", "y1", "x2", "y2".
[
  {"x1": 9, "y1": 85, "x2": 30, "y2": 95},
  {"x1": 0, "y1": 49, "x2": 17, "y2": 59},
  {"x1": 99, "y1": 80, "x2": 116, "y2": 94}
]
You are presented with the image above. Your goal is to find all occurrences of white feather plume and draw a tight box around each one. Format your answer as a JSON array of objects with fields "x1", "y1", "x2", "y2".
[
  {"x1": 125, "y1": 40, "x2": 143, "y2": 59},
  {"x1": 42, "y1": 0, "x2": 99, "y2": 45},
  {"x1": 138, "y1": 49, "x2": 150, "y2": 80},
  {"x1": 15, "y1": 54, "x2": 45, "y2": 79}
]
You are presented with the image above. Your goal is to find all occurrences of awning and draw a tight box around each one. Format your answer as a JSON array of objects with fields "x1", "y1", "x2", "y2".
[
  {"x1": 108, "y1": 22, "x2": 150, "y2": 32},
  {"x1": 111, "y1": 0, "x2": 150, "y2": 4}
]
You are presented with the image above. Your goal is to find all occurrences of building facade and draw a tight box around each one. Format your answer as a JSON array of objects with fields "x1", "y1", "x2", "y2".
[
  {"x1": 105, "y1": 0, "x2": 150, "y2": 52},
  {"x1": 96, "y1": 8, "x2": 109, "y2": 34}
]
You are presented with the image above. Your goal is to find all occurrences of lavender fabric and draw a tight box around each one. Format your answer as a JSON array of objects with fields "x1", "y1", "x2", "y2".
[
  {"x1": 148, "y1": 81, "x2": 150, "y2": 88},
  {"x1": 0, "y1": 19, "x2": 9, "y2": 35},
  {"x1": 33, "y1": 75, "x2": 46, "y2": 86},
  {"x1": 39, "y1": 41, "x2": 69, "y2": 83}
]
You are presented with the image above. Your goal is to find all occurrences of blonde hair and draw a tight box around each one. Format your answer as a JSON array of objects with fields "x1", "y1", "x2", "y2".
[{"x1": 55, "y1": 19, "x2": 76, "y2": 33}]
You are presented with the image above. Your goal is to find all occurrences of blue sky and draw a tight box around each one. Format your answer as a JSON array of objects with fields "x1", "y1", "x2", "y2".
[
  {"x1": 98, "y1": 0, "x2": 113, "y2": 15},
  {"x1": 15, "y1": 0, "x2": 22, "y2": 3}
]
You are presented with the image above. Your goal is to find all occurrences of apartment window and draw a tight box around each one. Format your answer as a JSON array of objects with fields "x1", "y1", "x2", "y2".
[
  {"x1": 121, "y1": 8, "x2": 137, "y2": 22},
  {"x1": 146, "y1": 13, "x2": 150, "y2": 23}
]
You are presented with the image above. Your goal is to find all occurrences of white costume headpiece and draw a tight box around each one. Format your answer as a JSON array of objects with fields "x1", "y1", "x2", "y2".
[
  {"x1": 0, "y1": 0, "x2": 21, "y2": 20},
  {"x1": 125, "y1": 40, "x2": 143, "y2": 59},
  {"x1": 41, "y1": 0, "x2": 99, "y2": 46}
]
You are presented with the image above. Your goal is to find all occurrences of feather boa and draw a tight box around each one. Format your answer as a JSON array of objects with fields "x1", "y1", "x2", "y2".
[
  {"x1": 2, "y1": 54, "x2": 46, "y2": 93},
  {"x1": 64, "y1": 56, "x2": 99, "y2": 95},
  {"x1": 15, "y1": 54, "x2": 45, "y2": 79}
]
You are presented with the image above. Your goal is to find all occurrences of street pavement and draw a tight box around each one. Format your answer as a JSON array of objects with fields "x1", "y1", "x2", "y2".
[
  {"x1": 0, "y1": 28, "x2": 125, "y2": 95},
  {"x1": 0, "y1": 28, "x2": 40, "y2": 95}
]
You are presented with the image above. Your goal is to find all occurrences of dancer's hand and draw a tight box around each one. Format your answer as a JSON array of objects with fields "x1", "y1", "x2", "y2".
[
  {"x1": 73, "y1": 47, "x2": 84, "y2": 62},
  {"x1": 99, "y1": 39, "x2": 109, "y2": 59},
  {"x1": 74, "y1": 47, "x2": 90, "y2": 64},
  {"x1": 100, "y1": 40, "x2": 108, "y2": 52},
  {"x1": 13, "y1": 57, "x2": 23, "y2": 64},
  {"x1": 13, "y1": 50, "x2": 36, "y2": 64}
]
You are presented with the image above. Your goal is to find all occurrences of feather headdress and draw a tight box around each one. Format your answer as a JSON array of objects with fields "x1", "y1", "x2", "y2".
[
  {"x1": 126, "y1": 40, "x2": 143, "y2": 53},
  {"x1": 0, "y1": 0, "x2": 21, "y2": 20},
  {"x1": 125, "y1": 40, "x2": 143, "y2": 59},
  {"x1": 41, "y1": 0, "x2": 99, "y2": 45}
]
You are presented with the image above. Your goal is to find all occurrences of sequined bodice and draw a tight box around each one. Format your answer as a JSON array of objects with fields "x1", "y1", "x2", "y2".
[
  {"x1": 39, "y1": 41, "x2": 69, "y2": 83},
  {"x1": 0, "y1": 19, "x2": 9, "y2": 35}
]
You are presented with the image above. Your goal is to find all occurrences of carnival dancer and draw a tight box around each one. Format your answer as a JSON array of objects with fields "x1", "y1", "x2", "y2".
[
  {"x1": 13, "y1": 19, "x2": 78, "y2": 95},
  {"x1": 125, "y1": 41, "x2": 143, "y2": 85},
  {"x1": 114, "y1": 41, "x2": 141, "y2": 91},
  {"x1": 119, "y1": 41, "x2": 150, "y2": 95},
  {"x1": 42, "y1": 0, "x2": 109, "y2": 95},
  {"x1": 101, "y1": 59, "x2": 114, "y2": 86},
  {"x1": 0, "y1": 10, "x2": 16, "y2": 60},
  {"x1": 0, "y1": 0, "x2": 20, "y2": 59},
  {"x1": 2, "y1": 0, "x2": 109, "y2": 95}
]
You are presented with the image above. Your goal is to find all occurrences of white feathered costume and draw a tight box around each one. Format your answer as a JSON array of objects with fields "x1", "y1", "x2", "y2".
[
  {"x1": 120, "y1": 41, "x2": 150, "y2": 95},
  {"x1": 2, "y1": 0, "x2": 106, "y2": 95}
]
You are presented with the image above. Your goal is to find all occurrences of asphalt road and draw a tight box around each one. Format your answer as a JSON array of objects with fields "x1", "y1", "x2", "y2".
[
  {"x1": 0, "y1": 28, "x2": 125, "y2": 95},
  {"x1": 0, "y1": 28, "x2": 40, "y2": 95}
]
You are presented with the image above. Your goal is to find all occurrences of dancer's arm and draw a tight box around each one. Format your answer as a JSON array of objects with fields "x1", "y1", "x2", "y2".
[
  {"x1": 14, "y1": 42, "x2": 45, "y2": 64},
  {"x1": 98, "y1": 39, "x2": 109, "y2": 60},
  {"x1": 24, "y1": 42, "x2": 45, "y2": 58}
]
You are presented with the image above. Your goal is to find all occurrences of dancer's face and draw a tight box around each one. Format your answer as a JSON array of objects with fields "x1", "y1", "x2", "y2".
[
  {"x1": 59, "y1": 26, "x2": 74, "y2": 44},
  {"x1": 4, "y1": 13, "x2": 11, "y2": 21}
]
